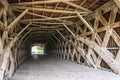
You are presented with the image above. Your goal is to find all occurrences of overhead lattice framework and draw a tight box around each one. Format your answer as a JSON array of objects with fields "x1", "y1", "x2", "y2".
[{"x1": 6, "y1": 0, "x2": 108, "y2": 42}]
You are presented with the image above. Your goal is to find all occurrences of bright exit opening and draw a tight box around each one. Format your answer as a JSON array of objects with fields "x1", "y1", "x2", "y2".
[{"x1": 31, "y1": 44, "x2": 44, "y2": 55}]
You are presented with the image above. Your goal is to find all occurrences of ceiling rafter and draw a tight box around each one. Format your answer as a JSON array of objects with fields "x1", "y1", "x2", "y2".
[
  {"x1": 20, "y1": 19, "x2": 73, "y2": 24},
  {"x1": 11, "y1": 0, "x2": 78, "y2": 5},
  {"x1": 19, "y1": 10, "x2": 78, "y2": 19},
  {"x1": 50, "y1": 2, "x2": 59, "y2": 17},
  {"x1": 11, "y1": 0, "x2": 91, "y2": 12},
  {"x1": 12, "y1": 6, "x2": 88, "y2": 14},
  {"x1": 62, "y1": 1, "x2": 91, "y2": 12},
  {"x1": 13, "y1": 9, "x2": 75, "y2": 24},
  {"x1": 113, "y1": 0, "x2": 120, "y2": 9}
]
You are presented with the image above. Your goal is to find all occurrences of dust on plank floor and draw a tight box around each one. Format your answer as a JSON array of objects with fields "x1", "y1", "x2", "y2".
[{"x1": 10, "y1": 55, "x2": 120, "y2": 80}]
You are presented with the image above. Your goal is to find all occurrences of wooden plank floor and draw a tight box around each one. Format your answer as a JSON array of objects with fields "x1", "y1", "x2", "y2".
[{"x1": 11, "y1": 55, "x2": 120, "y2": 80}]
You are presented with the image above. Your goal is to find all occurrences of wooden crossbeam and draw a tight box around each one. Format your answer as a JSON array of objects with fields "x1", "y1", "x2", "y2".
[
  {"x1": 52, "y1": 33, "x2": 61, "y2": 43},
  {"x1": 78, "y1": 21, "x2": 120, "y2": 36},
  {"x1": 63, "y1": 24, "x2": 96, "y2": 67},
  {"x1": 12, "y1": 6, "x2": 88, "y2": 14},
  {"x1": 48, "y1": 36, "x2": 56, "y2": 44},
  {"x1": 63, "y1": 22, "x2": 120, "y2": 73},
  {"x1": 7, "y1": 9, "x2": 28, "y2": 31},
  {"x1": 18, "y1": 23, "x2": 31, "y2": 36},
  {"x1": 0, "y1": 0, "x2": 9, "y2": 10},
  {"x1": 63, "y1": 24, "x2": 76, "y2": 37},
  {"x1": 11, "y1": 0, "x2": 76, "y2": 5},
  {"x1": 23, "y1": 33, "x2": 32, "y2": 43},
  {"x1": 111, "y1": 29, "x2": 120, "y2": 47},
  {"x1": 96, "y1": 8, "x2": 118, "y2": 67},
  {"x1": 20, "y1": 19, "x2": 74, "y2": 24},
  {"x1": 76, "y1": 1, "x2": 116, "y2": 24},
  {"x1": 77, "y1": 12, "x2": 94, "y2": 32},
  {"x1": 77, "y1": 37, "x2": 120, "y2": 73},
  {"x1": 13, "y1": 9, "x2": 77, "y2": 23},
  {"x1": 21, "y1": 16, "x2": 77, "y2": 22},
  {"x1": 3, "y1": 10, "x2": 7, "y2": 29},
  {"x1": 77, "y1": 46, "x2": 96, "y2": 68},
  {"x1": 31, "y1": 31, "x2": 53, "y2": 34},
  {"x1": 32, "y1": 22, "x2": 63, "y2": 25},
  {"x1": 19, "y1": 30, "x2": 31, "y2": 43},
  {"x1": 0, "y1": 21, "x2": 4, "y2": 30},
  {"x1": 113, "y1": 0, "x2": 120, "y2": 9},
  {"x1": 62, "y1": 1, "x2": 91, "y2": 12},
  {"x1": 56, "y1": 30, "x2": 66, "y2": 40}
]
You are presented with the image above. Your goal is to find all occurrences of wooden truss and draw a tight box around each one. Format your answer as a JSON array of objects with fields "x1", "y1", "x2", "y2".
[{"x1": 0, "y1": 0, "x2": 120, "y2": 80}]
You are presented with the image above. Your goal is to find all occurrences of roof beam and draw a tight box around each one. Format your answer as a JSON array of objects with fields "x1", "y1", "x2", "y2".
[
  {"x1": 63, "y1": 24, "x2": 76, "y2": 37},
  {"x1": 20, "y1": 30, "x2": 31, "y2": 41},
  {"x1": 113, "y1": 0, "x2": 120, "y2": 9},
  {"x1": 18, "y1": 22, "x2": 31, "y2": 36},
  {"x1": 48, "y1": 36, "x2": 56, "y2": 44},
  {"x1": 7, "y1": 9, "x2": 28, "y2": 31},
  {"x1": 52, "y1": 33, "x2": 61, "y2": 43},
  {"x1": 77, "y1": 12, "x2": 94, "y2": 32},
  {"x1": 11, "y1": 0, "x2": 77, "y2": 5},
  {"x1": 22, "y1": 21, "x2": 66, "y2": 25},
  {"x1": 12, "y1": 6, "x2": 88, "y2": 14},
  {"x1": 62, "y1": 1, "x2": 91, "y2": 12},
  {"x1": 56, "y1": 30, "x2": 65, "y2": 40},
  {"x1": 12, "y1": 8, "x2": 78, "y2": 23}
]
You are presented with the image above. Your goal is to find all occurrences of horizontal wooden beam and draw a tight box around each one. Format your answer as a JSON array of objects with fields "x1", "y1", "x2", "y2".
[
  {"x1": 13, "y1": 8, "x2": 78, "y2": 23},
  {"x1": 31, "y1": 22, "x2": 64, "y2": 25},
  {"x1": 12, "y1": 6, "x2": 88, "y2": 14},
  {"x1": 23, "y1": 23, "x2": 63, "y2": 27},
  {"x1": 31, "y1": 31, "x2": 53, "y2": 33},
  {"x1": 11, "y1": 0, "x2": 76, "y2": 5},
  {"x1": 80, "y1": 21, "x2": 120, "y2": 36},
  {"x1": 20, "y1": 19, "x2": 74, "y2": 24}
]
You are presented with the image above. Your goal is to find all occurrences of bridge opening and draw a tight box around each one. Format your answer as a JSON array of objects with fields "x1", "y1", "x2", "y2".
[{"x1": 31, "y1": 44, "x2": 44, "y2": 55}]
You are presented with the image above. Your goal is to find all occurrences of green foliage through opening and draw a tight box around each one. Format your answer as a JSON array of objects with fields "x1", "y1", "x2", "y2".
[{"x1": 31, "y1": 45, "x2": 44, "y2": 54}]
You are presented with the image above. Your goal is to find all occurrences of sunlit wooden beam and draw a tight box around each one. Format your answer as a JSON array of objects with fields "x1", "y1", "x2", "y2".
[
  {"x1": 11, "y1": 0, "x2": 77, "y2": 5},
  {"x1": 113, "y1": 0, "x2": 120, "y2": 9},
  {"x1": 12, "y1": 6, "x2": 88, "y2": 14}
]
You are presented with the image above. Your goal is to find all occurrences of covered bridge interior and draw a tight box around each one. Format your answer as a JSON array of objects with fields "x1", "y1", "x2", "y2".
[{"x1": 0, "y1": 0, "x2": 120, "y2": 80}]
